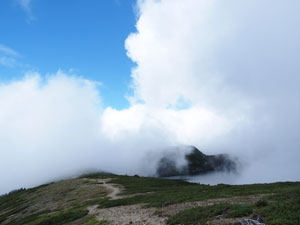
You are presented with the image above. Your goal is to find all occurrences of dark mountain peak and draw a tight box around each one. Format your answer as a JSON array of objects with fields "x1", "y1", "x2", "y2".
[{"x1": 156, "y1": 145, "x2": 237, "y2": 177}]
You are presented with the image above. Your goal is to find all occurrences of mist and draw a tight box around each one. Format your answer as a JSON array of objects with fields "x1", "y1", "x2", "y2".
[{"x1": 1, "y1": 0, "x2": 300, "y2": 194}]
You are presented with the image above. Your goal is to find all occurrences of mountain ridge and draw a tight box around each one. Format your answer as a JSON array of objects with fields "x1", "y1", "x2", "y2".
[{"x1": 1, "y1": 173, "x2": 300, "y2": 224}]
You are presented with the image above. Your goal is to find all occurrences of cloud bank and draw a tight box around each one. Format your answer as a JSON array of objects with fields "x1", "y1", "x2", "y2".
[
  {"x1": 0, "y1": 72, "x2": 189, "y2": 194},
  {"x1": 124, "y1": 0, "x2": 300, "y2": 184},
  {"x1": 1, "y1": 0, "x2": 300, "y2": 194}
]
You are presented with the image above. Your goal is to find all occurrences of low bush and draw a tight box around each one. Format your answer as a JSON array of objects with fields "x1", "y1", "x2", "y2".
[
  {"x1": 167, "y1": 203, "x2": 252, "y2": 224},
  {"x1": 35, "y1": 208, "x2": 88, "y2": 225}
]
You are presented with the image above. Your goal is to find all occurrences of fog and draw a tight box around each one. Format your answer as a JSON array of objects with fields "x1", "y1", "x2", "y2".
[{"x1": 1, "y1": 0, "x2": 300, "y2": 194}]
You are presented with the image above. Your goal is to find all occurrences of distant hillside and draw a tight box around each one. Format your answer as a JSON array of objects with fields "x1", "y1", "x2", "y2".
[
  {"x1": 156, "y1": 146, "x2": 237, "y2": 177},
  {"x1": 1, "y1": 173, "x2": 300, "y2": 224}
]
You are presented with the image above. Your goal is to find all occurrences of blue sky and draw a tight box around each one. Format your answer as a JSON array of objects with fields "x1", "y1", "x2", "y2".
[{"x1": 0, "y1": 0, "x2": 137, "y2": 109}]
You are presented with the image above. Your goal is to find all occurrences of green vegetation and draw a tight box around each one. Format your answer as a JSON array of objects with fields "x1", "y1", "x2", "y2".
[
  {"x1": 167, "y1": 203, "x2": 253, "y2": 224},
  {"x1": 255, "y1": 190, "x2": 300, "y2": 225},
  {"x1": 0, "y1": 188, "x2": 28, "y2": 224},
  {"x1": 5, "y1": 210, "x2": 51, "y2": 225},
  {"x1": 35, "y1": 208, "x2": 88, "y2": 225},
  {"x1": 90, "y1": 174, "x2": 300, "y2": 208},
  {"x1": 79, "y1": 172, "x2": 118, "y2": 179},
  {"x1": 90, "y1": 173, "x2": 300, "y2": 224},
  {"x1": 4, "y1": 208, "x2": 88, "y2": 225},
  {"x1": 0, "y1": 178, "x2": 107, "y2": 225},
  {"x1": 86, "y1": 219, "x2": 108, "y2": 225},
  {"x1": 166, "y1": 187, "x2": 300, "y2": 224},
  {"x1": 1, "y1": 172, "x2": 300, "y2": 224},
  {"x1": 255, "y1": 198, "x2": 268, "y2": 207}
]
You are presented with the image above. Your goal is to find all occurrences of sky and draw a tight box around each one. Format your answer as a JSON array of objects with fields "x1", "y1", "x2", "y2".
[
  {"x1": 0, "y1": 0, "x2": 136, "y2": 108},
  {"x1": 1, "y1": 0, "x2": 300, "y2": 194}
]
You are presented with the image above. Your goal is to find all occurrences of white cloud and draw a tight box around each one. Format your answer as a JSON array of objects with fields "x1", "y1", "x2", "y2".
[
  {"x1": 0, "y1": 57, "x2": 18, "y2": 67},
  {"x1": 0, "y1": 72, "x2": 104, "y2": 193},
  {"x1": 17, "y1": 0, "x2": 35, "y2": 22},
  {"x1": 101, "y1": 105, "x2": 237, "y2": 147},
  {"x1": 0, "y1": 44, "x2": 20, "y2": 68},
  {"x1": 123, "y1": 0, "x2": 300, "y2": 182},
  {"x1": 0, "y1": 72, "x2": 179, "y2": 194},
  {"x1": 0, "y1": 44, "x2": 19, "y2": 57},
  {"x1": 18, "y1": 0, "x2": 31, "y2": 13}
]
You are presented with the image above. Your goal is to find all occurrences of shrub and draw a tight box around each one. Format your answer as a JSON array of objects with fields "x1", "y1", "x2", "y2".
[
  {"x1": 36, "y1": 208, "x2": 88, "y2": 225},
  {"x1": 256, "y1": 199, "x2": 268, "y2": 207}
]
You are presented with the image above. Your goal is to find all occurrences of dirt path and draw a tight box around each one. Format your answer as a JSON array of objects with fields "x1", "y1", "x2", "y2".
[
  {"x1": 97, "y1": 178, "x2": 123, "y2": 200},
  {"x1": 95, "y1": 204, "x2": 166, "y2": 225},
  {"x1": 87, "y1": 178, "x2": 166, "y2": 224}
]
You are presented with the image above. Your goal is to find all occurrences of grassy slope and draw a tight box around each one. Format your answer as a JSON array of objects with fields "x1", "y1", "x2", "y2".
[
  {"x1": 1, "y1": 173, "x2": 300, "y2": 224},
  {"x1": 0, "y1": 178, "x2": 107, "y2": 225}
]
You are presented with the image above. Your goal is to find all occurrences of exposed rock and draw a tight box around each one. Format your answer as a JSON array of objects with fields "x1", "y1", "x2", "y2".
[{"x1": 156, "y1": 146, "x2": 237, "y2": 177}]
